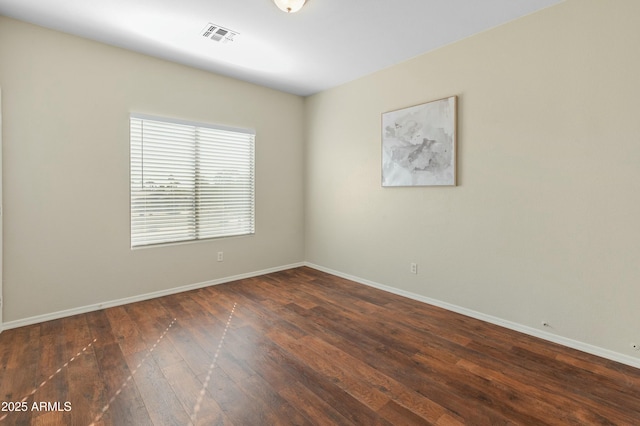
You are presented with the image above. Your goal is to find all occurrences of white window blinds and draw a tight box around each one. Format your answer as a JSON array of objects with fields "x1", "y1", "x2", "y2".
[{"x1": 130, "y1": 114, "x2": 255, "y2": 247}]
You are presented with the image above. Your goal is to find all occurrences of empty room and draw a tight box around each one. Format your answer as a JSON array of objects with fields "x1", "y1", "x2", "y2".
[{"x1": 1, "y1": 0, "x2": 639, "y2": 424}]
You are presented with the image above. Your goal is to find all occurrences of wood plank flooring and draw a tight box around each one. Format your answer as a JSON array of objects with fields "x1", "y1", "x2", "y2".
[{"x1": 1, "y1": 266, "x2": 639, "y2": 425}]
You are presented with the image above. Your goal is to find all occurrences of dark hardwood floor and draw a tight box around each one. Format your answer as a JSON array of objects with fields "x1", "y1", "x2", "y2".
[{"x1": 1, "y1": 267, "x2": 639, "y2": 425}]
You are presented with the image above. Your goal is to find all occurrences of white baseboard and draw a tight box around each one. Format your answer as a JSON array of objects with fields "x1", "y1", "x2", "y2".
[
  {"x1": 0, "y1": 262, "x2": 305, "y2": 331},
  {"x1": 4, "y1": 261, "x2": 638, "y2": 370},
  {"x1": 305, "y1": 262, "x2": 640, "y2": 370}
]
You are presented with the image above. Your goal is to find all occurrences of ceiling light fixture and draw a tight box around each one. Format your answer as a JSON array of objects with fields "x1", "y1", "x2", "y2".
[{"x1": 273, "y1": 0, "x2": 306, "y2": 13}]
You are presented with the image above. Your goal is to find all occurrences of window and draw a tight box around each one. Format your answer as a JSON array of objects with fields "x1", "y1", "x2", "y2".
[{"x1": 130, "y1": 114, "x2": 255, "y2": 247}]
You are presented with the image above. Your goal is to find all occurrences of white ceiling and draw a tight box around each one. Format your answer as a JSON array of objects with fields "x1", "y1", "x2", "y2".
[{"x1": 0, "y1": 0, "x2": 564, "y2": 96}]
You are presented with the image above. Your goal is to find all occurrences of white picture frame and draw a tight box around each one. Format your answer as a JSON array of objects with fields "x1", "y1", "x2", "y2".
[{"x1": 382, "y1": 96, "x2": 457, "y2": 187}]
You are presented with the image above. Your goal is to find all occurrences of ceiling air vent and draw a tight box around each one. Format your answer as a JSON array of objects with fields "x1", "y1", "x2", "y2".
[{"x1": 201, "y1": 23, "x2": 238, "y2": 43}]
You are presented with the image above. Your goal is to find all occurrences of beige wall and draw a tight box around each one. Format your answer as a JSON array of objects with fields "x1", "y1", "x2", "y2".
[
  {"x1": 0, "y1": 17, "x2": 305, "y2": 322},
  {"x1": 305, "y1": 0, "x2": 640, "y2": 360},
  {"x1": 2, "y1": 0, "x2": 640, "y2": 364}
]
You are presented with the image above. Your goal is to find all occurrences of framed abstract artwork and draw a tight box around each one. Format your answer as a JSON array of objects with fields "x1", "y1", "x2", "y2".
[{"x1": 382, "y1": 96, "x2": 457, "y2": 187}]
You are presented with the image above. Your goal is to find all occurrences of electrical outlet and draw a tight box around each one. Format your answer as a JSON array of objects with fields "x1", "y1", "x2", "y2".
[
  {"x1": 410, "y1": 263, "x2": 418, "y2": 274},
  {"x1": 217, "y1": 252, "x2": 224, "y2": 262}
]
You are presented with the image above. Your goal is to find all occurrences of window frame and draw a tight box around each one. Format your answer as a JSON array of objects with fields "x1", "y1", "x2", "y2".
[{"x1": 130, "y1": 113, "x2": 255, "y2": 248}]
